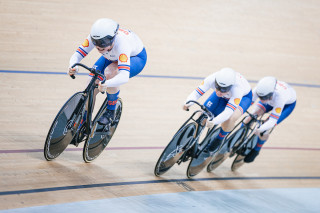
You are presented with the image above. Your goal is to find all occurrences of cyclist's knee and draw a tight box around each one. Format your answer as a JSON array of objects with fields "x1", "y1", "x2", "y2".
[
  {"x1": 105, "y1": 62, "x2": 118, "y2": 80},
  {"x1": 221, "y1": 119, "x2": 234, "y2": 132},
  {"x1": 221, "y1": 110, "x2": 241, "y2": 131}
]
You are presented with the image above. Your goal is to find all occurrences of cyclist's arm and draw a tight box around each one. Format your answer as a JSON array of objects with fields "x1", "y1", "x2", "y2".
[
  {"x1": 69, "y1": 35, "x2": 95, "y2": 68},
  {"x1": 104, "y1": 49, "x2": 131, "y2": 87},
  {"x1": 243, "y1": 103, "x2": 264, "y2": 124},
  {"x1": 105, "y1": 70, "x2": 129, "y2": 87},
  {"x1": 213, "y1": 89, "x2": 243, "y2": 124},
  {"x1": 69, "y1": 53, "x2": 83, "y2": 69},
  {"x1": 259, "y1": 102, "x2": 284, "y2": 132},
  {"x1": 212, "y1": 107, "x2": 234, "y2": 125},
  {"x1": 185, "y1": 73, "x2": 215, "y2": 104}
]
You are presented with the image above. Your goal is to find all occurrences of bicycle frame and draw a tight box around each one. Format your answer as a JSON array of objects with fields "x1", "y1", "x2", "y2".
[
  {"x1": 71, "y1": 63, "x2": 106, "y2": 132},
  {"x1": 69, "y1": 63, "x2": 108, "y2": 141},
  {"x1": 176, "y1": 101, "x2": 214, "y2": 163},
  {"x1": 230, "y1": 112, "x2": 272, "y2": 155}
]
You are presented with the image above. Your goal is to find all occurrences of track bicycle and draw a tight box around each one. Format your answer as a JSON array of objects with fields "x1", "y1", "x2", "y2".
[
  {"x1": 154, "y1": 100, "x2": 219, "y2": 177},
  {"x1": 44, "y1": 63, "x2": 123, "y2": 163}
]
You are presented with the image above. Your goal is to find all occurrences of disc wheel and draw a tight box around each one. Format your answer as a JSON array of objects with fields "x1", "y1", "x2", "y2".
[
  {"x1": 83, "y1": 99, "x2": 123, "y2": 163},
  {"x1": 154, "y1": 122, "x2": 197, "y2": 176},
  {"x1": 44, "y1": 92, "x2": 86, "y2": 161},
  {"x1": 186, "y1": 127, "x2": 221, "y2": 178}
]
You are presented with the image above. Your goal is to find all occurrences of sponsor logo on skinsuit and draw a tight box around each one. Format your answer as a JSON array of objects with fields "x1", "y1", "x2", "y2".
[
  {"x1": 234, "y1": 98, "x2": 240, "y2": 105},
  {"x1": 119, "y1": 54, "x2": 128, "y2": 62},
  {"x1": 82, "y1": 39, "x2": 89, "y2": 47},
  {"x1": 275, "y1": 107, "x2": 282, "y2": 113}
]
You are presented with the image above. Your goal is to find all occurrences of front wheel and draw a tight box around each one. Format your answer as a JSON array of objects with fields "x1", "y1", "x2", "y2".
[
  {"x1": 83, "y1": 98, "x2": 123, "y2": 163},
  {"x1": 231, "y1": 154, "x2": 246, "y2": 172},
  {"x1": 154, "y1": 122, "x2": 197, "y2": 177},
  {"x1": 231, "y1": 134, "x2": 258, "y2": 171},
  {"x1": 207, "y1": 126, "x2": 246, "y2": 172},
  {"x1": 229, "y1": 126, "x2": 247, "y2": 157},
  {"x1": 44, "y1": 92, "x2": 87, "y2": 161}
]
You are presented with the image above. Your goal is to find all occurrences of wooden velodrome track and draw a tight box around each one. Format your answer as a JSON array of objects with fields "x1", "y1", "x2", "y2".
[{"x1": 0, "y1": 0, "x2": 320, "y2": 211}]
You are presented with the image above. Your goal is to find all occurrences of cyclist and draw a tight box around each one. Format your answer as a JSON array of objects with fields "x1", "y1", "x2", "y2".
[
  {"x1": 68, "y1": 18, "x2": 147, "y2": 125},
  {"x1": 183, "y1": 68, "x2": 252, "y2": 154},
  {"x1": 244, "y1": 76, "x2": 296, "y2": 163}
]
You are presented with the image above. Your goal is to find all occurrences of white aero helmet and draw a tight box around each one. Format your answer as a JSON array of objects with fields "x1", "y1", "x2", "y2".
[
  {"x1": 90, "y1": 18, "x2": 119, "y2": 48},
  {"x1": 256, "y1": 76, "x2": 277, "y2": 100},
  {"x1": 214, "y1": 68, "x2": 236, "y2": 93}
]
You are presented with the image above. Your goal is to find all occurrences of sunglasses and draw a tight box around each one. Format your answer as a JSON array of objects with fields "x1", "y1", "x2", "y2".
[
  {"x1": 215, "y1": 80, "x2": 232, "y2": 93},
  {"x1": 91, "y1": 35, "x2": 116, "y2": 48},
  {"x1": 258, "y1": 92, "x2": 273, "y2": 100}
]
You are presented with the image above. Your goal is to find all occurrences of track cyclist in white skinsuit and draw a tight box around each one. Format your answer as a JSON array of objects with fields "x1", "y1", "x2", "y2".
[
  {"x1": 183, "y1": 68, "x2": 252, "y2": 154},
  {"x1": 244, "y1": 76, "x2": 297, "y2": 163},
  {"x1": 68, "y1": 18, "x2": 147, "y2": 125}
]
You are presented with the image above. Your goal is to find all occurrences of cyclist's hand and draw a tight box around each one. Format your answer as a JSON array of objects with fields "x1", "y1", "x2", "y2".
[
  {"x1": 206, "y1": 118, "x2": 215, "y2": 128},
  {"x1": 98, "y1": 82, "x2": 107, "y2": 93},
  {"x1": 254, "y1": 127, "x2": 261, "y2": 136},
  {"x1": 68, "y1": 67, "x2": 78, "y2": 76},
  {"x1": 182, "y1": 102, "x2": 192, "y2": 111}
]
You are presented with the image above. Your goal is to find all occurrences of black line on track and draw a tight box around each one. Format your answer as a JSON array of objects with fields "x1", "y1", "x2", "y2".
[{"x1": 1, "y1": 176, "x2": 319, "y2": 196}]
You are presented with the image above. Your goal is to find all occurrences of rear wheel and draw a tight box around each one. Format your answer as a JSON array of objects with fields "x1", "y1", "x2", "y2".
[
  {"x1": 83, "y1": 99, "x2": 123, "y2": 163},
  {"x1": 186, "y1": 127, "x2": 221, "y2": 178},
  {"x1": 154, "y1": 122, "x2": 197, "y2": 176},
  {"x1": 44, "y1": 92, "x2": 87, "y2": 161},
  {"x1": 206, "y1": 152, "x2": 230, "y2": 172}
]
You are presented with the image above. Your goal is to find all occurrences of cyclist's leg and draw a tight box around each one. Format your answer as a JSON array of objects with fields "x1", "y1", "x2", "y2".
[
  {"x1": 246, "y1": 101, "x2": 296, "y2": 160},
  {"x1": 105, "y1": 47, "x2": 147, "y2": 101},
  {"x1": 129, "y1": 48, "x2": 147, "y2": 78},
  {"x1": 203, "y1": 92, "x2": 228, "y2": 151},
  {"x1": 99, "y1": 48, "x2": 147, "y2": 125},
  {"x1": 204, "y1": 92, "x2": 227, "y2": 116},
  {"x1": 98, "y1": 61, "x2": 119, "y2": 125},
  {"x1": 250, "y1": 100, "x2": 296, "y2": 156},
  {"x1": 222, "y1": 90, "x2": 253, "y2": 132},
  {"x1": 244, "y1": 101, "x2": 273, "y2": 162},
  {"x1": 205, "y1": 91, "x2": 253, "y2": 152},
  {"x1": 276, "y1": 101, "x2": 296, "y2": 124},
  {"x1": 213, "y1": 91, "x2": 252, "y2": 150},
  {"x1": 89, "y1": 56, "x2": 113, "y2": 107}
]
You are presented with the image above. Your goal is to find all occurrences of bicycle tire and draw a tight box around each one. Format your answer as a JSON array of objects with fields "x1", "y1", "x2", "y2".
[
  {"x1": 231, "y1": 154, "x2": 245, "y2": 172},
  {"x1": 206, "y1": 152, "x2": 229, "y2": 172},
  {"x1": 186, "y1": 127, "x2": 220, "y2": 178},
  {"x1": 83, "y1": 98, "x2": 123, "y2": 163},
  {"x1": 231, "y1": 134, "x2": 258, "y2": 171},
  {"x1": 44, "y1": 92, "x2": 87, "y2": 161},
  {"x1": 229, "y1": 127, "x2": 247, "y2": 158},
  {"x1": 154, "y1": 122, "x2": 197, "y2": 177},
  {"x1": 206, "y1": 126, "x2": 245, "y2": 172}
]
